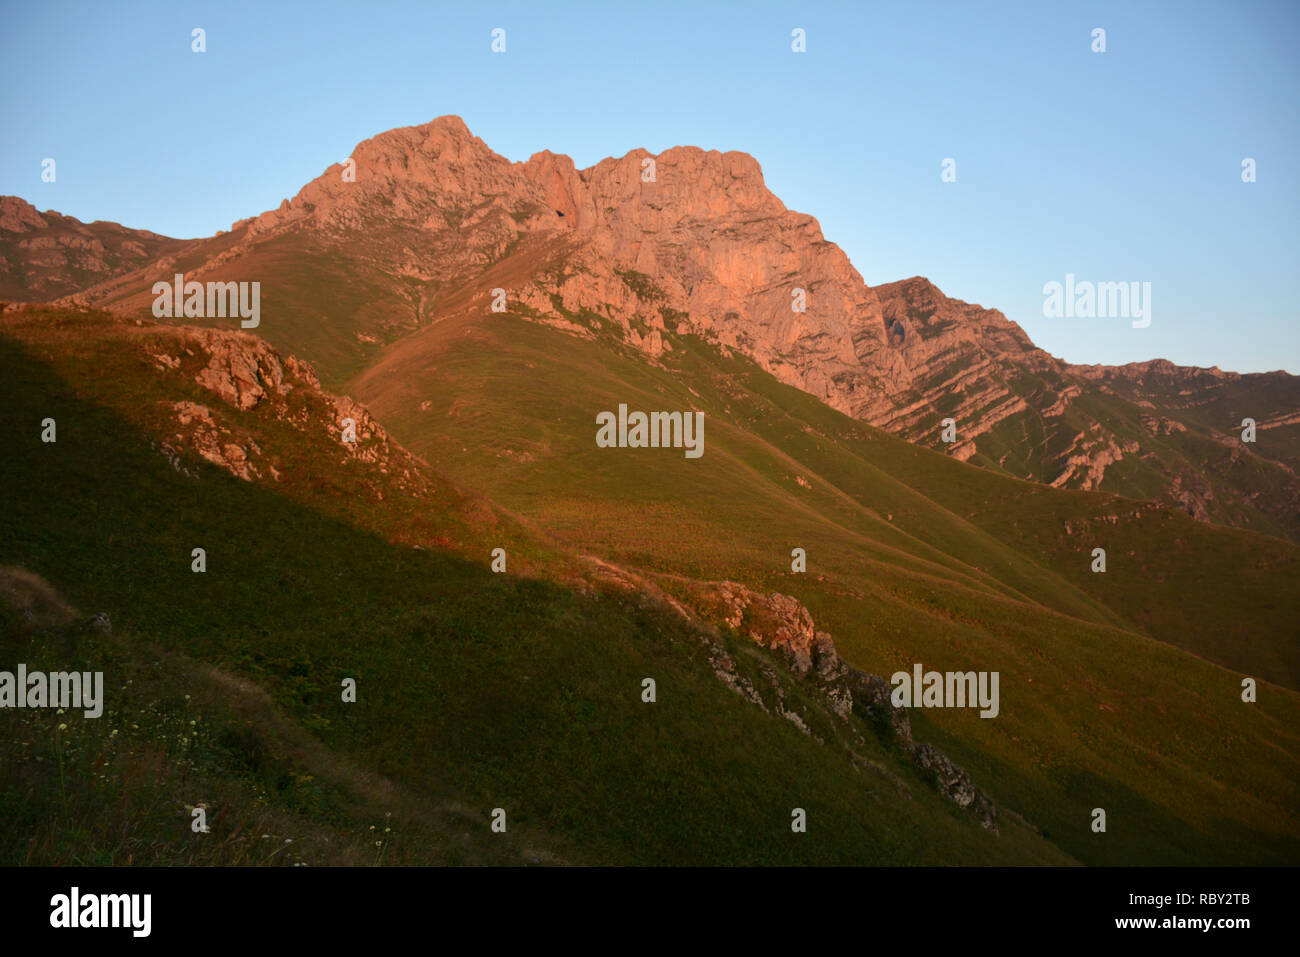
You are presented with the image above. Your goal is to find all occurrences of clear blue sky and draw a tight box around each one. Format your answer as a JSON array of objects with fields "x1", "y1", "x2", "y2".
[{"x1": 3, "y1": 0, "x2": 1297, "y2": 373}]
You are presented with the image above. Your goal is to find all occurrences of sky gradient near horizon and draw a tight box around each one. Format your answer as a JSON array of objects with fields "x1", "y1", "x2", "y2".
[{"x1": 2, "y1": 0, "x2": 1297, "y2": 373}]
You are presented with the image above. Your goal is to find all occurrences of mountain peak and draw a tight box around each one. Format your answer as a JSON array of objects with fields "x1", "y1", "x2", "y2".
[
  {"x1": 0, "y1": 195, "x2": 46, "y2": 232},
  {"x1": 878, "y1": 275, "x2": 941, "y2": 295},
  {"x1": 359, "y1": 113, "x2": 495, "y2": 165},
  {"x1": 417, "y1": 113, "x2": 473, "y2": 136}
]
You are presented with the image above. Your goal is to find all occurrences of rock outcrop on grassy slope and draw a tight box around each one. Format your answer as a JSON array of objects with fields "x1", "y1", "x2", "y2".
[
  {"x1": 135, "y1": 324, "x2": 427, "y2": 493},
  {"x1": 702, "y1": 582, "x2": 999, "y2": 831},
  {"x1": 574, "y1": 556, "x2": 998, "y2": 832},
  {"x1": 582, "y1": 556, "x2": 1000, "y2": 832}
]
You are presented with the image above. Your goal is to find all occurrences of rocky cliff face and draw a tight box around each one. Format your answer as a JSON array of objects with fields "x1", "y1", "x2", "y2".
[
  {"x1": 31, "y1": 115, "x2": 1300, "y2": 541},
  {"x1": 0, "y1": 196, "x2": 187, "y2": 302}
]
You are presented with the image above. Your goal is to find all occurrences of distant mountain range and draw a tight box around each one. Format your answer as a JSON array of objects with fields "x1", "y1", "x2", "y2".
[{"x1": 6, "y1": 116, "x2": 1296, "y2": 542}]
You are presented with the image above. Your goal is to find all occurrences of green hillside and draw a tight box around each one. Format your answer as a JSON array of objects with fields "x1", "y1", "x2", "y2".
[
  {"x1": 5, "y1": 302, "x2": 1297, "y2": 865},
  {"x1": 2, "y1": 307, "x2": 1070, "y2": 866},
  {"x1": 347, "y1": 303, "x2": 1300, "y2": 866}
]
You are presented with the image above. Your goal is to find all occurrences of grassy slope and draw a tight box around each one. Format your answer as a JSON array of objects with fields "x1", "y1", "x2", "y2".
[
  {"x1": 348, "y1": 306, "x2": 1300, "y2": 865},
  {"x1": 68, "y1": 221, "x2": 1299, "y2": 864},
  {"x1": 2, "y1": 309, "x2": 1068, "y2": 866}
]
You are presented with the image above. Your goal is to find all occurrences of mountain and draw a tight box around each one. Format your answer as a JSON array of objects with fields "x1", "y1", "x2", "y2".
[
  {"x1": 34, "y1": 115, "x2": 1298, "y2": 543},
  {"x1": 3, "y1": 117, "x2": 1298, "y2": 865},
  {"x1": 0, "y1": 196, "x2": 187, "y2": 302},
  {"x1": 871, "y1": 279, "x2": 1300, "y2": 543},
  {"x1": 5, "y1": 290, "x2": 1297, "y2": 865}
]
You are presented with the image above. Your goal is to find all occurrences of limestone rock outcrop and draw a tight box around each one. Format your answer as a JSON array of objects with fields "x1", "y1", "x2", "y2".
[{"x1": 706, "y1": 582, "x2": 998, "y2": 831}]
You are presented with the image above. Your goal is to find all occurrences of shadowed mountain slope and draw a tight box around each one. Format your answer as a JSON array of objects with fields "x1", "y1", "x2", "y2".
[
  {"x1": 5, "y1": 302, "x2": 1296, "y2": 865},
  {"x1": 4, "y1": 304, "x2": 1077, "y2": 866}
]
